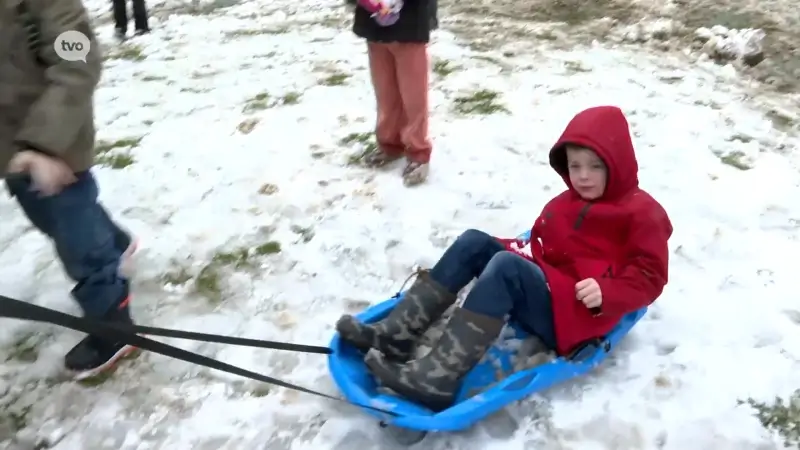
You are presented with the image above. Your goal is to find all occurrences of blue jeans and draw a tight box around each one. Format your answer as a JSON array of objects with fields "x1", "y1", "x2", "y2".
[
  {"x1": 6, "y1": 171, "x2": 130, "y2": 318},
  {"x1": 429, "y1": 229, "x2": 557, "y2": 349}
]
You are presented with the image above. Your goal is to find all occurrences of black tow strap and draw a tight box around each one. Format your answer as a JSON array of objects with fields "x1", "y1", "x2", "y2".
[{"x1": 0, "y1": 294, "x2": 398, "y2": 417}]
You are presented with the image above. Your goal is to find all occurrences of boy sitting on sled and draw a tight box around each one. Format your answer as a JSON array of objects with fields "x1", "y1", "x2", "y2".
[{"x1": 335, "y1": 105, "x2": 674, "y2": 411}]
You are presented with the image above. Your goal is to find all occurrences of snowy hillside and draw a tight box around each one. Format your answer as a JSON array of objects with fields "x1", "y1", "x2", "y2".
[{"x1": 0, "y1": 0, "x2": 799, "y2": 448}]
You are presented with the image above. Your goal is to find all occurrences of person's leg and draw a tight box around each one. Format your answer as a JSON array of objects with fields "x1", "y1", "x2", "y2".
[
  {"x1": 97, "y1": 205, "x2": 138, "y2": 278},
  {"x1": 360, "y1": 41, "x2": 406, "y2": 167},
  {"x1": 364, "y1": 251, "x2": 552, "y2": 411},
  {"x1": 111, "y1": 0, "x2": 128, "y2": 38},
  {"x1": 392, "y1": 42, "x2": 431, "y2": 186},
  {"x1": 463, "y1": 252, "x2": 557, "y2": 349},
  {"x1": 428, "y1": 228, "x2": 505, "y2": 294},
  {"x1": 43, "y1": 171, "x2": 137, "y2": 378},
  {"x1": 6, "y1": 175, "x2": 56, "y2": 237},
  {"x1": 336, "y1": 229, "x2": 504, "y2": 360},
  {"x1": 131, "y1": 0, "x2": 150, "y2": 33}
]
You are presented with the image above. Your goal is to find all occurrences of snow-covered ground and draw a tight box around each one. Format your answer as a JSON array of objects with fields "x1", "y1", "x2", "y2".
[{"x1": 1, "y1": 0, "x2": 799, "y2": 448}]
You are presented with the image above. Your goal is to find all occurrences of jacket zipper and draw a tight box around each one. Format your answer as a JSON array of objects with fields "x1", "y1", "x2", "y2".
[{"x1": 573, "y1": 203, "x2": 591, "y2": 230}]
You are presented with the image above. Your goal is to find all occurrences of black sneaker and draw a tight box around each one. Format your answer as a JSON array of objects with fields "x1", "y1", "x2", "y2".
[
  {"x1": 114, "y1": 28, "x2": 127, "y2": 42},
  {"x1": 133, "y1": 28, "x2": 150, "y2": 37},
  {"x1": 64, "y1": 298, "x2": 138, "y2": 380}
]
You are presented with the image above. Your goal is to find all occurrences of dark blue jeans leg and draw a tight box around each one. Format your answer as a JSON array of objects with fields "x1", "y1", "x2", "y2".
[
  {"x1": 429, "y1": 229, "x2": 506, "y2": 294},
  {"x1": 6, "y1": 175, "x2": 56, "y2": 236},
  {"x1": 98, "y1": 204, "x2": 132, "y2": 252},
  {"x1": 6, "y1": 176, "x2": 131, "y2": 254},
  {"x1": 462, "y1": 251, "x2": 557, "y2": 350},
  {"x1": 7, "y1": 171, "x2": 129, "y2": 318}
]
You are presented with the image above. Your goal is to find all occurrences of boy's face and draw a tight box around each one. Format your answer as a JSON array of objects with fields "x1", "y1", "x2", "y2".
[{"x1": 566, "y1": 145, "x2": 607, "y2": 200}]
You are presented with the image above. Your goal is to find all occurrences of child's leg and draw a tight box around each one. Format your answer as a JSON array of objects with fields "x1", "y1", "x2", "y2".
[
  {"x1": 335, "y1": 228, "x2": 503, "y2": 360},
  {"x1": 94, "y1": 205, "x2": 129, "y2": 251},
  {"x1": 366, "y1": 41, "x2": 406, "y2": 164},
  {"x1": 6, "y1": 175, "x2": 57, "y2": 237},
  {"x1": 97, "y1": 204, "x2": 138, "y2": 278},
  {"x1": 132, "y1": 0, "x2": 150, "y2": 32},
  {"x1": 392, "y1": 42, "x2": 431, "y2": 185},
  {"x1": 44, "y1": 172, "x2": 129, "y2": 318},
  {"x1": 8, "y1": 171, "x2": 136, "y2": 376},
  {"x1": 111, "y1": 0, "x2": 128, "y2": 34},
  {"x1": 463, "y1": 251, "x2": 557, "y2": 349},
  {"x1": 7, "y1": 176, "x2": 133, "y2": 260},
  {"x1": 429, "y1": 228, "x2": 506, "y2": 294},
  {"x1": 364, "y1": 251, "x2": 550, "y2": 411}
]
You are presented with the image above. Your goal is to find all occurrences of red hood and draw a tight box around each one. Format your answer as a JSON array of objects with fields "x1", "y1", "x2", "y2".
[{"x1": 549, "y1": 106, "x2": 639, "y2": 201}]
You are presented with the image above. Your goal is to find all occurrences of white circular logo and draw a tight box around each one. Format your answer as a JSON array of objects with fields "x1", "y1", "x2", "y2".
[{"x1": 53, "y1": 30, "x2": 91, "y2": 62}]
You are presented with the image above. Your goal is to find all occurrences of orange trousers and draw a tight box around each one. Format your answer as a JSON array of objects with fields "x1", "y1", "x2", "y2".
[{"x1": 367, "y1": 42, "x2": 431, "y2": 163}]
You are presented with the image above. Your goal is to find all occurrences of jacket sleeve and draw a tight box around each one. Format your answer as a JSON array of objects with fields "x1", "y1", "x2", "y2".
[
  {"x1": 595, "y1": 203, "x2": 673, "y2": 316},
  {"x1": 13, "y1": 0, "x2": 102, "y2": 157}
]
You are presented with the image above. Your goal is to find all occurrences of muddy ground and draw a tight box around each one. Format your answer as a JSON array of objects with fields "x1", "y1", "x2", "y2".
[{"x1": 442, "y1": 0, "x2": 800, "y2": 97}]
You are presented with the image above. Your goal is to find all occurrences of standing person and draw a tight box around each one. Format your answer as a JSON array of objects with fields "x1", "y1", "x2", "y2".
[
  {"x1": 111, "y1": 0, "x2": 150, "y2": 41},
  {"x1": 1, "y1": 0, "x2": 139, "y2": 380},
  {"x1": 346, "y1": 0, "x2": 437, "y2": 186}
]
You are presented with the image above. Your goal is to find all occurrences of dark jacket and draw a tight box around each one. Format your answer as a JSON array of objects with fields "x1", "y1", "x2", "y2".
[
  {"x1": 347, "y1": 0, "x2": 437, "y2": 43},
  {"x1": 0, "y1": 0, "x2": 102, "y2": 176}
]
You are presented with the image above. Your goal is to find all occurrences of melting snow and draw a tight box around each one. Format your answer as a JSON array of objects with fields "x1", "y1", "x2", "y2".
[{"x1": 0, "y1": 0, "x2": 798, "y2": 448}]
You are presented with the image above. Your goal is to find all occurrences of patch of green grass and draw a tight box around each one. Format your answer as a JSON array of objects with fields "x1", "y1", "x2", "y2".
[
  {"x1": 96, "y1": 153, "x2": 135, "y2": 169},
  {"x1": 7, "y1": 405, "x2": 31, "y2": 431},
  {"x1": 238, "y1": 118, "x2": 260, "y2": 134},
  {"x1": 243, "y1": 91, "x2": 300, "y2": 112},
  {"x1": 192, "y1": 242, "x2": 283, "y2": 303},
  {"x1": 243, "y1": 92, "x2": 271, "y2": 113},
  {"x1": 452, "y1": 89, "x2": 509, "y2": 115},
  {"x1": 191, "y1": 70, "x2": 222, "y2": 79},
  {"x1": 194, "y1": 263, "x2": 223, "y2": 303},
  {"x1": 95, "y1": 137, "x2": 142, "y2": 155},
  {"x1": 106, "y1": 44, "x2": 146, "y2": 61},
  {"x1": 250, "y1": 384, "x2": 271, "y2": 397},
  {"x1": 254, "y1": 241, "x2": 282, "y2": 255},
  {"x1": 181, "y1": 87, "x2": 210, "y2": 93},
  {"x1": 212, "y1": 248, "x2": 252, "y2": 269},
  {"x1": 280, "y1": 91, "x2": 302, "y2": 105},
  {"x1": 433, "y1": 59, "x2": 459, "y2": 77},
  {"x1": 740, "y1": 391, "x2": 800, "y2": 448},
  {"x1": 141, "y1": 75, "x2": 168, "y2": 82},
  {"x1": 224, "y1": 27, "x2": 289, "y2": 37},
  {"x1": 94, "y1": 138, "x2": 138, "y2": 169},
  {"x1": 339, "y1": 131, "x2": 379, "y2": 165},
  {"x1": 319, "y1": 72, "x2": 350, "y2": 86},
  {"x1": 162, "y1": 266, "x2": 193, "y2": 285},
  {"x1": 339, "y1": 131, "x2": 373, "y2": 146},
  {"x1": 289, "y1": 225, "x2": 314, "y2": 243},
  {"x1": 717, "y1": 150, "x2": 752, "y2": 170},
  {"x1": 5, "y1": 333, "x2": 39, "y2": 363}
]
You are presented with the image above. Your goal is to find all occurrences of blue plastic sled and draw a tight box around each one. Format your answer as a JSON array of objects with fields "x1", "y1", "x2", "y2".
[{"x1": 328, "y1": 230, "x2": 647, "y2": 439}]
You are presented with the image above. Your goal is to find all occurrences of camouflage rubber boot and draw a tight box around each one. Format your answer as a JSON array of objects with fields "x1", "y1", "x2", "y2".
[
  {"x1": 364, "y1": 308, "x2": 505, "y2": 411},
  {"x1": 335, "y1": 270, "x2": 456, "y2": 361}
]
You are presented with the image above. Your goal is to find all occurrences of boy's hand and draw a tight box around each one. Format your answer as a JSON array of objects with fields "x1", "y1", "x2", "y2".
[
  {"x1": 7, "y1": 151, "x2": 77, "y2": 196},
  {"x1": 575, "y1": 278, "x2": 602, "y2": 309},
  {"x1": 508, "y1": 238, "x2": 529, "y2": 251}
]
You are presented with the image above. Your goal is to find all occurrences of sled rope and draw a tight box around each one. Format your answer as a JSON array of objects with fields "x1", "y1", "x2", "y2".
[{"x1": 0, "y1": 294, "x2": 399, "y2": 417}]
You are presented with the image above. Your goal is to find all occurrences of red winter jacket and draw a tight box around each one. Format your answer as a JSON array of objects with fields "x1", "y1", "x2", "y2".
[{"x1": 499, "y1": 106, "x2": 673, "y2": 355}]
